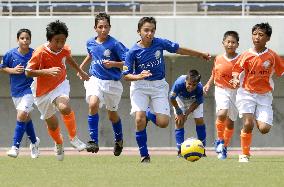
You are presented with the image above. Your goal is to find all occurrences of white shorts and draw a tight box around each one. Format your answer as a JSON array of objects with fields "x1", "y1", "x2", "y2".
[
  {"x1": 215, "y1": 86, "x2": 238, "y2": 121},
  {"x1": 12, "y1": 94, "x2": 34, "y2": 113},
  {"x1": 173, "y1": 97, "x2": 204, "y2": 118},
  {"x1": 236, "y1": 88, "x2": 273, "y2": 125},
  {"x1": 84, "y1": 76, "x2": 123, "y2": 111},
  {"x1": 32, "y1": 79, "x2": 70, "y2": 120},
  {"x1": 130, "y1": 79, "x2": 170, "y2": 116}
]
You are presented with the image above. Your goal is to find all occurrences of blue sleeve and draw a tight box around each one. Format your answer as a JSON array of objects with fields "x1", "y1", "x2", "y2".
[
  {"x1": 195, "y1": 84, "x2": 204, "y2": 104},
  {"x1": 169, "y1": 80, "x2": 179, "y2": 100},
  {"x1": 122, "y1": 50, "x2": 135, "y2": 75},
  {"x1": 1, "y1": 52, "x2": 11, "y2": 68},
  {"x1": 114, "y1": 41, "x2": 128, "y2": 62},
  {"x1": 160, "y1": 38, "x2": 179, "y2": 53}
]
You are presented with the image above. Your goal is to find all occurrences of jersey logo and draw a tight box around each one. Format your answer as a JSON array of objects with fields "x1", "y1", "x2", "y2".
[
  {"x1": 104, "y1": 49, "x2": 111, "y2": 59},
  {"x1": 262, "y1": 60, "x2": 271, "y2": 70},
  {"x1": 123, "y1": 66, "x2": 128, "y2": 71},
  {"x1": 155, "y1": 50, "x2": 161, "y2": 60}
]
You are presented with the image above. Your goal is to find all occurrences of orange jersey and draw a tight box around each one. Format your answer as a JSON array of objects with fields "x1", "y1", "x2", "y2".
[
  {"x1": 213, "y1": 54, "x2": 240, "y2": 89},
  {"x1": 27, "y1": 44, "x2": 71, "y2": 97},
  {"x1": 232, "y1": 48, "x2": 284, "y2": 94}
]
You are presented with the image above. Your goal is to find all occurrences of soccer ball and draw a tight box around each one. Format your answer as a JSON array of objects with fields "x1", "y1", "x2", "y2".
[{"x1": 181, "y1": 138, "x2": 205, "y2": 162}]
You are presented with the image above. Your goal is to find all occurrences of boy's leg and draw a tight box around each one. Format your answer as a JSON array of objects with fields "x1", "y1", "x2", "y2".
[
  {"x1": 108, "y1": 111, "x2": 123, "y2": 156},
  {"x1": 224, "y1": 118, "x2": 234, "y2": 147},
  {"x1": 239, "y1": 114, "x2": 254, "y2": 162},
  {"x1": 26, "y1": 118, "x2": 40, "y2": 159},
  {"x1": 7, "y1": 120, "x2": 26, "y2": 158}
]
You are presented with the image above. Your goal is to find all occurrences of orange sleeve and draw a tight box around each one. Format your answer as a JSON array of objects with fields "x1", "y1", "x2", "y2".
[
  {"x1": 64, "y1": 45, "x2": 71, "y2": 57},
  {"x1": 232, "y1": 53, "x2": 245, "y2": 76},
  {"x1": 274, "y1": 54, "x2": 284, "y2": 77},
  {"x1": 27, "y1": 49, "x2": 41, "y2": 70}
]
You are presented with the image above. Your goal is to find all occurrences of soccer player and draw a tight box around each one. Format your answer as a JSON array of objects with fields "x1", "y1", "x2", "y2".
[
  {"x1": 231, "y1": 23, "x2": 284, "y2": 162},
  {"x1": 25, "y1": 20, "x2": 90, "y2": 161},
  {"x1": 123, "y1": 16, "x2": 210, "y2": 163},
  {"x1": 170, "y1": 69, "x2": 206, "y2": 158},
  {"x1": 79, "y1": 13, "x2": 127, "y2": 156},
  {"x1": 203, "y1": 31, "x2": 240, "y2": 160},
  {"x1": 0, "y1": 28, "x2": 40, "y2": 158}
]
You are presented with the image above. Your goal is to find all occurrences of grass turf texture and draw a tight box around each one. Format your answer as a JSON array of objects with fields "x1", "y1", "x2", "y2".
[{"x1": 0, "y1": 155, "x2": 284, "y2": 187}]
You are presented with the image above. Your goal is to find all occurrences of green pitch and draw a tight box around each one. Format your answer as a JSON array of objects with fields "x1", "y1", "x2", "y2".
[{"x1": 0, "y1": 155, "x2": 283, "y2": 187}]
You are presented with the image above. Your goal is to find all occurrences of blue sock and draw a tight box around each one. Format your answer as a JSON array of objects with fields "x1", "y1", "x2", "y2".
[
  {"x1": 88, "y1": 114, "x2": 99, "y2": 143},
  {"x1": 112, "y1": 119, "x2": 123, "y2": 142},
  {"x1": 175, "y1": 128, "x2": 184, "y2": 152},
  {"x1": 13, "y1": 121, "x2": 26, "y2": 148},
  {"x1": 196, "y1": 124, "x2": 206, "y2": 147},
  {"x1": 25, "y1": 120, "x2": 37, "y2": 144},
  {"x1": 146, "y1": 108, "x2": 157, "y2": 125},
  {"x1": 136, "y1": 128, "x2": 148, "y2": 157}
]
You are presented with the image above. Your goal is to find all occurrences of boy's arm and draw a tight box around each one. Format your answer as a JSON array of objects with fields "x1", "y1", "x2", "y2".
[
  {"x1": 66, "y1": 56, "x2": 90, "y2": 81},
  {"x1": 123, "y1": 70, "x2": 152, "y2": 81},
  {"x1": 2, "y1": 64, "x2": 25, "y2": 74},
  {"x1": 203, "y1": 73, "x2": 214, "y2": 95},
  {"x1": 103, "y1": 60, "x2": 124, "y2": 69},
  {"x1": 79, "y1": 54, "x2": 92, "y2": 70},
  {"x1": 176, "y1": 47, "x2": 211, "y2": 61},
  {"x1": 25, "y1": 67, "x2": 61, "y2": 77},
  {"x1": 184, "y1": 102, "x2": 199, "y2": 117}
]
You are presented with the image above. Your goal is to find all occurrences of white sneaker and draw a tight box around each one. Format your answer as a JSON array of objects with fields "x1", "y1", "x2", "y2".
[
  {"x1": 70, "y1": 136, "x2": 86, "y2": 152},
  {"x1": 7, "y1": 146, "x2": 19, "y2": 158},
  {"x1": 30, "y1": 137, "x2": 40, "y2": 159},
  {"x1": 216, "y1": 142, "x2": 224, "y2": 153},
  {"x1": 55, "y1": 143, "x2": 64, "y2": 161},
  {"x1": 239, "y1": 154, "x2": 250, "y2": 163}
]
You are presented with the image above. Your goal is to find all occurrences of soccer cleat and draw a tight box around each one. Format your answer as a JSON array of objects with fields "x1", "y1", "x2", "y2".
[
  {"x1": 141, "y1": 155, "x2": 151, "y2": 163},
  {"x1": 7, "y1": 146, "x2": 19, "y2": 158},
  {"x1": 214, "y1": 139, "x2": 224, "y2": 153},
  {"x1": 70, "y1": 136, "x2": 86, "y2": 152},
  {"x1": 113, "y1": 140, "x2": 123, "y2": 156},
  {"x1": 239, "y1": 154, "x2": 250, "y2": 163},
  {"x1": 177, "y1": 150, "x2": 182, "y2": 158},
  {"x1": 217, "y1": 146, "x2": 227, "y2": 160},
  {"x1": 30, "y1": 137, "x2": 40, "y2": 159},
  {"x1": 202, "y1": 149, "x2": 207, "y2": 157},
  {"x1": 86, "y1": 140, "x2": 99, "y2": 153},
  {"x1": 55, "y1": 143, "x2": 64, "y2": 161}
]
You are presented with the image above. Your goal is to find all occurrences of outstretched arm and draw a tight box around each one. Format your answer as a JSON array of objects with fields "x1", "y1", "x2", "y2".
[
  {"x1": 103, "y1": 60, "x2": 124, "y2": 69},
  {"x1": 66, "y1": 56, "x2": 89, "y2": 81},
  {"x1": 203, "y1": 73, "x2": 214, "y2": 95},
  {"x1": 176, "y1": 47, "x2": 211, "y2": 61},
  {"x1": 123, "y1": 70, "x2": 152, "y2": 81},
  {"x1": 2, "y1": 64, "x2": 25, "y2": 74}
]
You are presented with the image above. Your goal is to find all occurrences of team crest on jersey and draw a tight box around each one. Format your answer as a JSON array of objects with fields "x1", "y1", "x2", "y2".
[
  {"x1": 262, "y1": 60, "x2": 271, "y2": 70},
  {"x1": 104, "y1": 49, "x2": 111, "y2": 58},
  {"x1": 155, "y1": 50, "x2": 161, "y2": 60},
  {"x1": 123, "y1": 66, "x2": 128, "y2": 71}
]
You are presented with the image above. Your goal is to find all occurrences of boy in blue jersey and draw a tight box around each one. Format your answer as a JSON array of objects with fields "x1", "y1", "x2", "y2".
[
  {"x1": 79, "y1": 13, "x2": 128, "y2": 156},
  {"x1": 123, "y1": 17, "x2": 210, "y2": 163},
  {"x1": 170, "y1": 69, "x2": 206, "y2": 157},
  {"x1": 0, "y1": 29, "x2": 40, "y2": 158}
]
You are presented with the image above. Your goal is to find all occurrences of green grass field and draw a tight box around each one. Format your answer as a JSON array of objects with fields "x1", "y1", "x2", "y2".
[{"x1": 0, "y1": 155, "x2": 284, "y2": 187}]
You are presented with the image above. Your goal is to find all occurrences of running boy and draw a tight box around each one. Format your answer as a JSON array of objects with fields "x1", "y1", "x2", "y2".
[
  {"x1": 170, "y1": 69, "x2": 206, "y2": 158},
  {"x1": 203, "y1": 31, "x2": 240, "y2": 160},
  {"x1": 1, "y1": 28, "x2": 40, "y2": 158},
  {"x1": 26, "y1": 20, "x2": 89, "y2": 161},
  {"x1": 231, "y1": 23, "x2": 284, "y2": 162},
  {"x1": 79, "y1": 13, "x2": 127, "y2": 156},
  {"x1": 123, "y1": 17, "x2": 210, "y2": 163}
]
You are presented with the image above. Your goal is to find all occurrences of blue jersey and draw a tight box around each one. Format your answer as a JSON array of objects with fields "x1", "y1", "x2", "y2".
[
  {"x1": 87, "y1": 35, "x2": 128, "y2": 80},
  {"x1": 1, "y1": 47, "x2": 33, "y2": 97},
  {"x1": 170, "y1": 75, "x2": 204, "y2": 105},
  {"x1": 123, "y1": 37, "x2": 179, "y2": 81}
]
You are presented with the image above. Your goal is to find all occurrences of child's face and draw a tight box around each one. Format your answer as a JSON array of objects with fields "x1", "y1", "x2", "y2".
[
  {"x1": 252, "y1": 28, "x2": 270, "y2": 49},
  {"x1": 185, "y1": 78, "x2": 198, "y2": 92},
  {"x1": 222, "y1": 35, "x2": 238, "y2": 54},
  {"x1": 95, "y1": 19, "x2": 110, "y2": 40},
  {"x1": 17, "y1": 32, "x2": 31, "y2": 50},
  {"x1": 138, "y1": 22, "x2": 156, "y2": 43},
  {"x1": 48, "y1": 34, "x2": 66, "y2": 52}
]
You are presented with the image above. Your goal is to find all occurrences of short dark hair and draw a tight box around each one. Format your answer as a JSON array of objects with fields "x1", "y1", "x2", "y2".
[
  {"x1": 46, "y1": 20, "x2": 68, "y2": 41},
  {"x1": 223, "y1": 31, "x2": 239, "y2": 42},
  {"x1": 252, "y1": 22, "x2": 272, "y2": 37},
  {"x1": 186, "y1": 69, "x2": 201, "y2": 83},
  {"x1": 95, "y1": 12, "x2": 110, "y2": 28},
  {"x1": 138, "y1": 17, "x2": 156, "y2": 31},
  {"x1": 17, "y1": 28, "x2": 31, "y2": 39}
]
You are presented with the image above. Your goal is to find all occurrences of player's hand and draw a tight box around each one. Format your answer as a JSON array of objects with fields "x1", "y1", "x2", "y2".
[
  {"x1": 103, "y1": 60, "x2": 114, "y2": 69},
  {"x1": 203, "y1": 83, "x2": 210, "y2": 95},
  {"x1": 13, "y1": 64, "x2": 25, "y2": 74},
  {"x1": 78, "y1": 70, "x2": 90, "y2": 81},
  {"x1": 138, "y1": 70, "x2": 152, "y2": 80},
  {"x1": 229, "y1": 78, "x2": 240, "y2": 88},
  {"x1": 46, "y1": 67, "x2": 61, "y2": 76},
  {"x1": 200, "y1": 53, "x2": 211, "y2": 61},
  {"x1": 175, "y1": 114, "x2": 185, "y2": 125}
]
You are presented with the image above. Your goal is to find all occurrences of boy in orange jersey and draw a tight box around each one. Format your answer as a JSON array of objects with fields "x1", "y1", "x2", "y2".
[
  {"x1": 204, "y1": 31, "x2": 240, "y2": 160},
  {"x1": 231, "y1": 23, "x2": 284, "y2": 162},
  {"x1": 25, "y1": 20, "x2": 90, "y2": 161}
]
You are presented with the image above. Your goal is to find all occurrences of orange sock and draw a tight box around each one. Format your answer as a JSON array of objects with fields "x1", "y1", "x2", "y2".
[
  {"x1": 224, "y1": 128, "x2": 234, "y2": 147},
  {"x1": 47, "y1": 126, "x2": 63, "y2": 144},
  {"x1": 216, "y1": 119, "x2": 225, "y2": 140},
  {"x1": 62, "y1": 111, "x2": 77, "y2": 140},
  {"x1": 240, "y1": 130, "x2": 252, "y2": 156}
]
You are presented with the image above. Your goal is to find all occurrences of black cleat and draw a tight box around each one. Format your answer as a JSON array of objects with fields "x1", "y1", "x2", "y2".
[
  {"x1": 141, "y1": 155, "x2": 151, "y2": 163},
  {"x1": 113, "y1": 140, "x2": 123, "y2": 156},
  {"x1": 86, "y1": 140, "x2": 99, "y2": 153},
  {"x1": 202, "y1": 149, "x2": 207, "y2": 157},
  {"x1": 177, "y1": 150, "x2": 182, "y2": 158}
]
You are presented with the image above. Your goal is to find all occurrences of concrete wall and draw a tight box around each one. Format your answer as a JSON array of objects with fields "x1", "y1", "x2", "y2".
[{"x1": 1, "y1": 16, "x2": 284, "y2": 148}]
